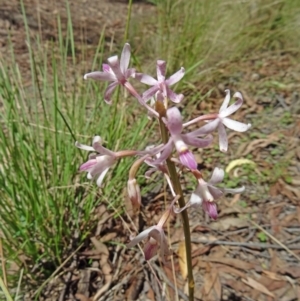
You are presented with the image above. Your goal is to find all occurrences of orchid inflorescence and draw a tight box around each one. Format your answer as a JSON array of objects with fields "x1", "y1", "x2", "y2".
[{"x1": 76, "y1": 43, "x2": 251, "y2": 262}]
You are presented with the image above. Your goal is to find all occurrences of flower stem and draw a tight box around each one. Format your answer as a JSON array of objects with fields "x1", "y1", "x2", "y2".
[{"x1": 156, "y1": 101, "x2": 194, "y2": 301}]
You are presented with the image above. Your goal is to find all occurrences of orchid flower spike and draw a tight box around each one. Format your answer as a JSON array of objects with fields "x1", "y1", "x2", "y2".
[
  {"x1": 135, "y1": 60, "x2": 185, "y2": 104},
  {"x1": 151, "y1": 107, "x2": 213, "y2": 170},
  {"x1": 178, "y1": 168, "x2": 245, "y2": 219},
  {"x1": 127, "y1": 196, "x2": 179, "y2": 261},
  {"x1": 83, "y1": 43, "x2": 135, "y2": 104},
  {"x1": 196, "y1": 90, "x2": 251, "y2": 152}
]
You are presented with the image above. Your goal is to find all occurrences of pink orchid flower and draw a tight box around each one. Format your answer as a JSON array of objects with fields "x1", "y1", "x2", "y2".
[
  {"x1": 75, "y1": 136, "x2": 116, "y2": 186},
  {"x1": 76, "y1": 137, "x2": 164, "y2": 187},
  {"x1": 135, "y1": 60, "x2": 185, "y2": 103},
  {"x1": 83, "y1": 43, "x2": 135, "y2": 104},
  {"x1": 127, "y1": 196, "x2": 179, "y2": 261},
  {"x1": 151, "y1": 107, "x2": 213, "y2": 170},
  {"x1": 178, "y1": 168, "x2": 244, "y2": 219},
  {"x1": 193, "y1": 90, "x2": 251, "y2": 152}
]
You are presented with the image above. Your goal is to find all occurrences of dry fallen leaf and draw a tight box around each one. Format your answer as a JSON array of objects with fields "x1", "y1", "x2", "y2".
[
  {"x1": 202, "y1": 264, "x2": 222, "y2": 300},
  {"x1": 225, "y1": 158, "x2": 256, "y2": 173},
  {"x1": 210, "y1": 217, "x2": 248, "y2": 231},
  {"x1": 74, "y1": 293, "x2": 90, "y2": 301},
  {"x1": 242, "y1": 277, "x2": 275, "y2": 297},
  {"x1": 279, "y1": 265, "x2": 300, "y2": 278},
  {"x1": 262, "y1": 270, "x2": 283, "y2": 281},
  {"x1": 203, "y1": 263, "x2": 215, "y2": 295},
  {"x1": 77, "y1": 269, "x2": 91, "y2": 298},
  {"x1": 203, "y1": 257, "x2": 255, "y2": 271},
  {"x1": 90, "y1": 237, "x2": 112, "y2": 300}
]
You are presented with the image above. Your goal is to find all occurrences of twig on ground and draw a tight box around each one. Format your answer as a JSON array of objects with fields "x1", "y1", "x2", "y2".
[
  {"x1": 250, "y1": 220, "x2": 300, "y2": 261},
  {"x1": 191, "y1": 238, "x2": 300, "y2": 250}
]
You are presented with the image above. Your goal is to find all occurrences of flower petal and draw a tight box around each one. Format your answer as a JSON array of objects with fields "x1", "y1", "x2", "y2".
[
  {"x1": 182, "y1": 134, "x2": 213, "y2": 148},
  {"x1": 127, "y1": 226, "x2": 156, "y2": 248},
  {"x1": 195, "y1": 181, "x2": 214, "y2": 202},
  {"x1": 209, "y1": 167, "x2": 225, "y2": 184},
  {"x1": 143, "y1": 238, "x2": 159, "y2": 260},
  {"x1": 107, "y1": 55, "x2": 123, "y2": 81},
  {"x1": 96, "y1": 167, "x2": 109, "y2": 187},
  {"x1": 165, "y1": 86, "x2": 184, "y2": 103},
  {"x1": 142, "y1": 85, "x2": 159, "y2": 102},
  {"x1": 104, "y1": 82, "x2": 118, "y2": 104},
  {"x1": 223, "y1": 186, "x2": 245, "y2": 194},
  {"x1": 84, "y1": 71, "x2": 116, "y2": 82},
  {"x1": 165, "y1": 67, "x2": 185, "y2": 86},
  {"x1": 179, "y1": 149, "x2": 197, "y2": 170},
  {"x1": 219, "y1": 98, "x2": 243, "y2": 118},
  {"x1": 189, "y1": 118, "x2": 219, "y2": 136},
  {"x1": 92, "y1": 136, "x2": 103, "y2": 145},
  {"x1": 219, "y1": 89, "x2": 231, "y2": 112},
  {"x1": 207, "y1": 185, "x2": 223, "y2": 199},
  {"x1": 75, "y1": 141, "x2": 95, "y2": 152},
  {"x1": 222, "y1": 118, "x2": 251, "y2": 132},
  {"x1": 145, "y1": 167, "x2": 156, "y2": 179},
  {"x1": 79, "y1": 159, "x2": 97, "y2": 171},
  {"x1": 189, "y1": 192, "x2": 203, "y2": 207},
  {"x1": 156, "y1": 60, "x2": 166, "y2": 82},
  {"x1": 202, "y1": 200, "x2": 218, "y2": 219},
  {"x1": 149, "y1": 227, "x2": 170, "y2": 262},
  {"x1": 151, "y1": 140, "x2": 173, "y2": 166},
  {"x1": 92, "y1": 140, "x2": 116, "y2": 156},
  {"x1": 166, "y1": 107, "x2": 183, "y2": 135},
  {"x1": 135, "y1": 73, "x2": 158, "y2": 86},
  {"x1": 218, "y1": 123, "x2": 228, "y2": 152},
  {"x1": 125, "y1": 68, "x2": 136, "y2": 79},
  {"x1": 233, "y1": 91, "x2": 243, "y2": 102},
  {"x1": 89, "y1": 156, "x2": 115, "y2": 178},
  {"x1": 120, "y1": 43, "x2": 131, "y2": 74},
  {"x1": 102, "y1": 64, "x2": 111, "y2": 72}
]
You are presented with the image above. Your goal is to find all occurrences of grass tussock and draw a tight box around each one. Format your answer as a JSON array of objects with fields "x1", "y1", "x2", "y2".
[{"x1": 0, "y1": 2, "x2": 150, "y2": 297}]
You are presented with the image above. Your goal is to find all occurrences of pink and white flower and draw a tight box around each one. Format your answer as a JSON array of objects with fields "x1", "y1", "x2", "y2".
[
  {"x1": 75, "y1": 136, "x2": 116, "y2": 186},
  {"x1": 151, "y1": 107, "x2": 213, "y2": 170},
  {"x1": 192, "y1": 90, "x2": 251, "y2": 152},
  {"x1": 84, "y1": 43, "x2": 135, "y2": 104},
  {"x1": 75, "y1": 136, "x2": 158, "y2": 187},
  {"x1": 127, "y1": 196, "x2": 179, "y2": 261},
  {"x1": 186, "y1": 168, "x2": 244, "y2": 219},
  {"x1": 135, "y1": 60, "x2": 185, "y2": 103}
]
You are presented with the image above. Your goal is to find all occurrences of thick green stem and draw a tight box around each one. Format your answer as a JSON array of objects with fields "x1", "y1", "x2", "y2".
[{"x1": 156, "y1": 102, "x2": 194, "y2": 301}]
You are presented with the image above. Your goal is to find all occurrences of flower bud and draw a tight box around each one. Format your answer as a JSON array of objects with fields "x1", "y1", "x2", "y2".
[{"x1": 127, "y1": 178, "x2": 141, "y2": 210}]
